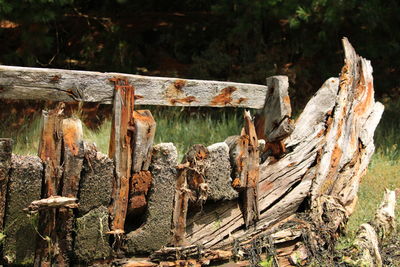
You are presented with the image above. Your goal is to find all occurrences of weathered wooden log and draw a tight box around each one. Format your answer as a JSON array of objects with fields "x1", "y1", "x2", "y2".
[
  {"x1": 170, "y1": 38, "x2": 384, "y2": 266},
  {"x1": 34, "y1": 103, "x2": 65, "y2": 267},
  {"x1": 0, "y1": 65, "x2": 269, "y2": 108},
  {"x1": 0, "y1": 138, "x2": 12, "y2": 231},
  {"x1": 108, "y1": 77, "x2": 135, "y2": 233}
]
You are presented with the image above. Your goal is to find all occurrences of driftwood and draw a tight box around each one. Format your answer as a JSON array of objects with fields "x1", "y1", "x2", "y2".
[{"x1": 0, "y1": 65, "x2": 268, "y2": 108}]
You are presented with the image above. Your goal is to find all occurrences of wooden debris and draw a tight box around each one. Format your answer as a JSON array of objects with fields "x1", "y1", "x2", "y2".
[
  {"x1": 0, "y1": 65, "x2": 269, "y2": 108},
  {"x1": 172, "y1": 144, "x2": 209, "y2": 246},
  {"x1": 108, "y1": 77, "x2": 135, "y2": 232},
  {"x1": 25, "y1": 196, "x2": 78, "y2": 213},
  {"x1": 127, "y1": 110, "x2": 156, "y2": 216},
  {"x1": 0, "y1": 138, "x2": 12, "y2": 231},
  {"x1": 34, "y1": 103, "x2": 65, "y2": 267},
  {"x1": 242, "y1": 110, "x2": 260, "y2": 227}
]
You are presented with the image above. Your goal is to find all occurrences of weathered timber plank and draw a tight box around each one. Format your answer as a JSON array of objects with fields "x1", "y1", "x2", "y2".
[
  {"x1": 255, "y1": 76, "x2": 293, "y2": 142},
  {"x1": 108, "y1": 77, "x2": 135, "y2": 232},
  {"x1": 57, "y1": 117, "x2": 85, "y2": 265},
  {"x1": 3, "y1": 155, "x2": 43, "y2": 265},
  {"x1": 34, "y1": 104, "x2": 65, "y2": 267},
  {"x1": 0, "y1": 65, "x2": 268, "y2": 108},
  {"x1": 242, "y1": 110, "x2": 260, "y2": 227},
  {"x1": 0, "y1": 138, "x2": 12, "y2": 231}
]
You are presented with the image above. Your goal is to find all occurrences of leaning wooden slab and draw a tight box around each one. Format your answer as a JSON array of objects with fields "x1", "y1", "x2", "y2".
[{"x1": 0, "y1": 65, "x2": 268, "y2": 108}]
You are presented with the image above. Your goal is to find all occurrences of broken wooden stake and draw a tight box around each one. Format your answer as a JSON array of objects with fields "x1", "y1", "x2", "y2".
[
  {"x1": 34, "y1": 103, "x2": 65, "y2": 267},
  {"x1": 57, "y1": 117, "x2": 85, "y2": 265},
  {"x1": 108, "y1": 77, "x2": 135, "y2": 232}
]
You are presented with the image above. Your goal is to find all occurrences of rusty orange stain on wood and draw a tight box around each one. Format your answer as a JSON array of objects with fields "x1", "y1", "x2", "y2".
[
  {"x1": 50, "y1": 75, "x2": 61, "y2": 83},
  {"x1": 354, "y1": 81, "x2": 374, "y2": 116},
  {"x1": 134, "y1": 95, "x2": 144, "y2": 100},
  {"x1": 236, "y1": 97, "x2": 248, "y2": 104},
  {"x1": 128, "y1": 171, "x2": 152, "y2": 214},
  {"x1": 170, "y1": 96, "x2": 197, "y2": 105},
  {"x1": 174, "y1": 79, "x2": 187, "y2": 90},
  {"x1": 210, "y1": 86, "x2": 237, "y2": 106},
  {"x1": 63, "y1": 124, "x2": 80, "y2": 156}
]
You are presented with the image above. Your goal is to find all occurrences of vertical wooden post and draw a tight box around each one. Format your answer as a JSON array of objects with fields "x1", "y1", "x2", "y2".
[
  {"x1": 108, "y1": 77, "x2": 135, "y2": 232},
  {"x1": 243, "y1": 110, "x2": 260, "y2": 226},
  {"x1": 57, "y1": 118, "x2": 84, "y2": 265},
  {"x1": 0, "y1": 138, "x2": 13, "y2": 231},
  {"x1": 254, "y1": 76, "x2": 293, "y2": 157},
  {"x1": 34, "y1": 103, "x2": 64, "y2": 267}
]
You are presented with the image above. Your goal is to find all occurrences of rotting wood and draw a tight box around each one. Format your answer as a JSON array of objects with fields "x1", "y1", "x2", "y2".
[
  {"x1": 57, "y1": 117, "x2": 85, "y2": 265},
  {"x1": 108, "y1": 77, "x2": 135, "y2": 233},
  {"x1": 0, "y1": 138, "x2": 12, "y2": 231},
  {"x1": 0, "y1": 65, "x2": 269, "y2": 108},
  {"x1": 243, "y1": 110, "x2": 260, "y2": 227},
  {"x1": 34, "y1": 103, "x2": 65, "y2": 267},
  {"x1": 180, "y1": 39, "x2": 383, "y2": 267},
  {"x1": 172, "y1": 145, "x2": 209, "y2": 246},
  {"x1": 25, "y1": 196, "x2": 78, "y2": 214},
  {"x1": 254, "y1": 76, "x2": 294, "y2": 158},
  {"x1": 127, "y1": 110, "x2": 156, "y2": 217}
]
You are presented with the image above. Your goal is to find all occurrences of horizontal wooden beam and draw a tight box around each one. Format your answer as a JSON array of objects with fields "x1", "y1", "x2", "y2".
[{"x1": 0, "y1": 65, "x2": 268, "y2": 108}]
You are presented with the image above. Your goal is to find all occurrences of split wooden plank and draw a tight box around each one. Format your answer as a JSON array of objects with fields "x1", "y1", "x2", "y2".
[
  {"x1": 242, "y1": 110, "x2": 260, "y2": 227},
  {"x1": 34, "y1": 104, "x2": 64, "y2": 267},
  {"x1": 108, "y1": 77, "x2": 135, "y2": 233},
  {"x1": 57, "y1": 117, "x2": 85, "y2": 265},
  {"x1": 0, "y1": 65, "x2": 268, "y2": 108},
  {"x1": 0, "y1": 138, "x2": 12, "y2": 231}
]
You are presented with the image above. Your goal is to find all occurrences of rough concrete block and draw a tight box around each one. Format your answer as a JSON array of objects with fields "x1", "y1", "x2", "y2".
[
  {"x1": 74, "y1": 206, "x2": 112, "y2": 262},
  {"x1": 3, "y1": 155, "x2": 43, "y2": 265},
  {"x1": 78, "y1": 144, "x2": 113, "y2": 215},
  {"x1": 205, "y1": 142, "x2": 238, "y2": 201},
  {"x1": 125, "y1": 143, "x2": 178, "y2": 254}
]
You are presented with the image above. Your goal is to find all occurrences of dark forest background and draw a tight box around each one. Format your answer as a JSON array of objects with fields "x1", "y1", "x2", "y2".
[{"x1": 1, "y1": 0, "x2": 399, "y2": 110}]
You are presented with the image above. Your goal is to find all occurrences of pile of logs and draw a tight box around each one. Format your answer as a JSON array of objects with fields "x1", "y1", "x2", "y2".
[{"x1": 0, "y1": 38, "x2": 389, "y2": 266}]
